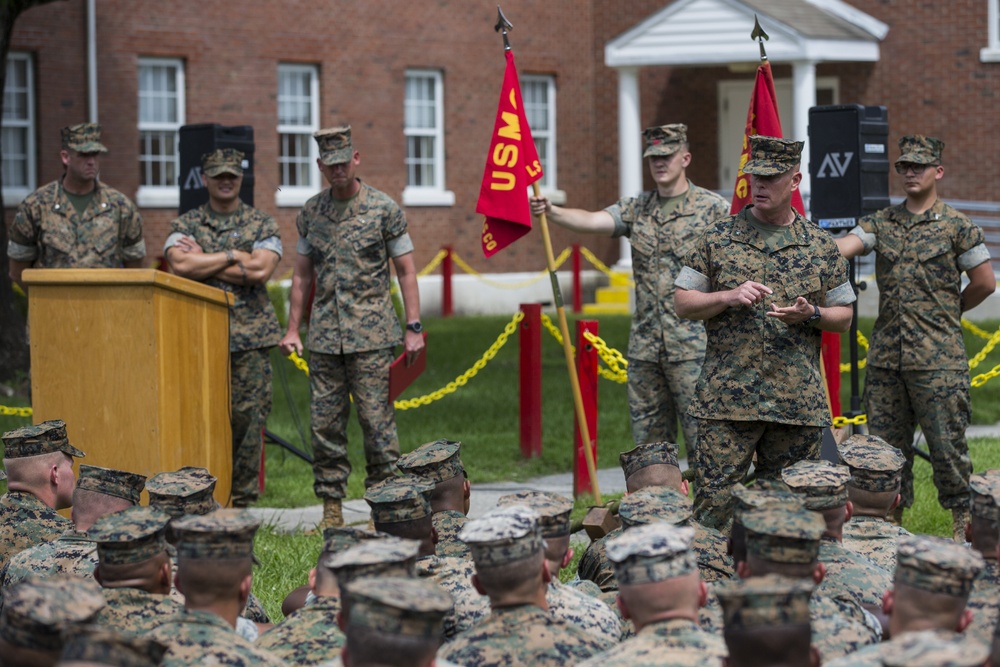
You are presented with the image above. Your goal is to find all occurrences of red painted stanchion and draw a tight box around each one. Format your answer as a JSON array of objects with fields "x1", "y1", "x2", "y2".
[
  {"x1": 572, "y1": 244, "x2": 582, "y2": 313},
  {"x1": 823, "y1": 332, "x2": 842, "y2": 418},
  {"x1": 573, "y1": 319, "x2": 599, "y2": 497},
  {"x1": 259, "y1": 428, "x2": 266, "y2": 494},
  {"x1": 519, "y1": 304, "x2": 543, "y2": 458},
  {"x1": 442, "y1": 245, "x2": 454, "y2": 318}
]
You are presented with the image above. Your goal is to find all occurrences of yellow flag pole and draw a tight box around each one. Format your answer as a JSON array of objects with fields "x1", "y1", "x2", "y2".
[{"x1": 495, "y1": 7, "x2": 601, "y2": 503}]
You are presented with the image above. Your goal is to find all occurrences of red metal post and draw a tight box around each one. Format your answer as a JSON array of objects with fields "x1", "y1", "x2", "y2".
[
  {"x1": 259, "y1": 428, "x2": 266, "y2": 495},
  {"x1": 573, "y1": 319, "x2": 599, "y2": 497},
  {"x1": 442, "y1": 246, "x2": 454, "y2": 318},
  {"x1": 822, "y1": 332, "x2": 842, "y2": 418},
  {"x1": 572, "y1": 244, "x2": 582, "y2": 313},
  {"x1": 519, "y1": 303, "x2": 543, "y2": 458}
]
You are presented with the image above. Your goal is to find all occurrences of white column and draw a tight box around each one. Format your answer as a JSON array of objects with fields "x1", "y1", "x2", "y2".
[
  {"x1": 792, "y1": 61, "x2": 817, "y2": 216},
  {"x1": 616, "y1": 67, "x2": 641, "y2": 269}
]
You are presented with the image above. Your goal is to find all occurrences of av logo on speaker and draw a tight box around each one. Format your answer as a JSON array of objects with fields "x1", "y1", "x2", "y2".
[
  {"x1": 816, "y1": 152, "x2": 854, "y2": 178},
  {"x1": 183, "y1": 167, "x2": 205, "y2": 191}
]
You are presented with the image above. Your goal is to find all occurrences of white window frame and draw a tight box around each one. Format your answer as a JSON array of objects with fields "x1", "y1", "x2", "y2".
[
  {"x1": 402, "y1": 69, "x2": 454, "y2": 207},
  {"x1": 520, "y1": 74, "x2": 565, "y2": 205},
  {"x1": 276, "y1": 63, "x2": 321, "y2": 207},
  {"x1": 983, "y1": 0, "x2": 1000, "y2": 62},
  {"x1": 136, "y1": 57, "x2": 185, "y2": 208},
  {"x1": 3, "y1": 52, "x2": 36, "y2": 205}
]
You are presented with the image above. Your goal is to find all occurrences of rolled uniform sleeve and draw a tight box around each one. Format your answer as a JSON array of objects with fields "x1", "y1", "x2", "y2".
[
  {"x1": 675, "y1": 266, "x2": 711, "y2": 293},
  {"x1": 386, "y1": 232, "x2": 414, "y2": 258},
  {"x1": 163, "y1": 232, "x2": 186, "y2": 253},
  {"x1": 119, "y1": 198, "x2": 146, "y2": 261},
  {"x1": 8, "y1": 207, "x2": 39, "y2": 262},
  {"x1": 603, "y1": 203, "x2": 631, "y2": 238},
  {"x1": 847, "y1": 225, "x2": 877, "y2": 255},
  {"x1": 254, "y1": 235, "x2": 283, "y2": 258}
]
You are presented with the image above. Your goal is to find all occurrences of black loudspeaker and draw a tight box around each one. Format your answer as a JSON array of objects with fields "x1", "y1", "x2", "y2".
[
  {"x1": 808, "y1": 105, "x2": 890, "y2": 229},
  {"x1": 178, "y1": 124, "x2": 255, "y2": 215}
]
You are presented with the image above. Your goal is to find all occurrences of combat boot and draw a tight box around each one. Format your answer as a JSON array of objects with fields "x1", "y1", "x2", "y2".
[
  {"x1": 319, "y1": 498, "x2": 344, "y2": 530},
  {"x1": 952, "y1": 507, "x2": 970, "y2": 543}
]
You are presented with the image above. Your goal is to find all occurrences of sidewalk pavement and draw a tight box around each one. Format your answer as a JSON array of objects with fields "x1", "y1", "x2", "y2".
[{"x1": 249, "y1": 424, "x2": 1000, "y2": 535}]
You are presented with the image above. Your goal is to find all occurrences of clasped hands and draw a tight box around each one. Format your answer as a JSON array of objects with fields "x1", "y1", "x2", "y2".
[{"x1": 729, "y1": 281, "x2": 816, "y2": 325}]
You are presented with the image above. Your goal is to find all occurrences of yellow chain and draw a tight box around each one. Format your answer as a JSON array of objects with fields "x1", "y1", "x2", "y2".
[
  {"x1": 578, "y1": 247, "x2": 635, "y2": 287},
  {"x1": 967, "y1": 324, "x2": 1000, "y2": 371},
  {"x1": 972, "y1": 363, "x2": 1000, "y2": 388},
  {"x1": 416, "y1": 249, "x2": 448, "y2": 278},
  {"x1": 539, "y1": 313, "x2": 628, "y2": 383},
  {"x1": 449, "y1": 249, "x2": 572, "y2": 289},
  {"x1": 286, "y1": 313, "x2": 526, "y2": 409},
  {"x1": 839, "y1": 330, "x2": 870, "y2": 373},
  {"x1": 0, "y1": 405, "x2": 33, "y2": 417},
  {"x1": 582, "y1": 331, "x2": 628, "y2": 383},
  {"x1": 832, "y1": 414, "x2": 868, "y2": 428},
  {"x1": 962, "y1": 318, "x2": 994, "y2": 340}
]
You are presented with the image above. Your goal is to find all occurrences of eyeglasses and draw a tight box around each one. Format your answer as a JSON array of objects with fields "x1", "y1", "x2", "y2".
[{"x1": 895, "y1": 162, "x2": 939, "y2": 175}]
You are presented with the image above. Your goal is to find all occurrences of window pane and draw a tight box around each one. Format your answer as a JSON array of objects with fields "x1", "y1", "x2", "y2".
[{"x1": 2, "y1": 127, "x2": 27, "y2": 187}]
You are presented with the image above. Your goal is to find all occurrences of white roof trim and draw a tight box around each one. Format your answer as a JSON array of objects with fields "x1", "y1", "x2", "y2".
[{"x1": 605, "y1": 0, "x2": 883, "y2": 68}]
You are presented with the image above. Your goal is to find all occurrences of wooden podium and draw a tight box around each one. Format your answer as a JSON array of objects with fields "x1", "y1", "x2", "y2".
[{"x1": 23, "y1": 268, "x2": 235, "y2": 506}]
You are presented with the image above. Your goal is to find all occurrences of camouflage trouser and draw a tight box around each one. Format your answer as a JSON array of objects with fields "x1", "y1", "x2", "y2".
[
  {"x1": 863, "y1": 366, "x2": 971, "y2": 510},
  {"x1": 309, "y1": 349, "x2": 400, "y2": 500},
  {"x1": 693, "y1": 418, "x2": 822, "y2": 534},
  {"x1": 230, "y1": 348, "x2": 272, "y2": 506},
  {"x1": 627, "y1": 355, "x2": 703, "y2": 459}
]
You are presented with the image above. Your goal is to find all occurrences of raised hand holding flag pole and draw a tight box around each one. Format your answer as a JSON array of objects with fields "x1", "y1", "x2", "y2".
[{"x1": 481, "y1": 7, "x2": 601, "y2": 502}]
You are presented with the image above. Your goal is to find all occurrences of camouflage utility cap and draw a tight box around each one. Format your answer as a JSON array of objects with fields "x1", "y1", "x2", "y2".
[
  {"x1": 345, "y1": 576, "x2": 453, "y2": 638},
  {"x1": 881, "y1": 629, "x2": 988, "y2": 667},
  {"x1": 89, "y1": 505, "x2": 171, "y2": 565},
  {"x1": 76, "y1": 464, "x2": 146, "y2": 505},
  {"x1": 323, "y1": 526, "x2": 391, "y2": 552},
  {"x1": 498, "y1": 490, "x2": 572, "y2": 538},
  {"x1": 969, "y1": 472, "x2": 1000, "y2": 522},
  {"x1": 0, "y1": 575, "x2": 105, "y2": 650},
  {"x1": 716, "y1": 573, "x2": 813, "y2": 630},
  {"x1": 397, "y1": 439, "x2": 465, "y2": 483},
  {"x1": 171, "y1": 508, "x2": 260, "y2": 560},
  {"x1": 61, "y1": 122, "x2": 108, "y2": 153},
  {"x1": 618, "y1": 485, "x2": 692, "y2": 529},
  {"x1": 731, "y1": 485, "x2": 804, "y2": 524},
  {"x1": 2, "y1": 419, "x2": 85, "y2": 459},
  {"x1": 742, "y1": 135, "x2": 803, "y2": 176},
  {"x1": 606, "y1": 522, "x2": 697, "y2": 585},
  {"x1": 642, "y1": 124, "x2": 687, "y2": 158},
  {"x1": 839, "y1": 435, "x2": 905, "y2": 492},
  {"x1": 742, "y1": 506, "x2": 825, "y2": 564},
  {"x1": 364, "y1": 476, "x2": 434, "y2": 524},
  {"x1": 145, "y1": 466, "x2": 218, "y2": 518},
  {"x1": 782, "y1": 459, "x2": 851, "y2": 510},
  {"x1": 895, "y1": 534, "x2": 983, "y2": 597},
  {"x1": 315, "y1": 125, "x2": 353, "y2": 165},
  {"x1": 619, "y1": 441, "x2": 679, "y2": 479},
  {"x1": 202, "y1": 148, "x2": 245, "y2": 177},
  {"x1": 324, "y1": 536, "x2": 420, "y2": 586},
  {"x1": 460, "y1": 504, "x2": 544, "y2": 567},
  {"x1": 896, "y1": 135, "x2": 944, "y2": 166},
  {"x1": 60, "y1": 625, "x2": 169, "y2": 667}
]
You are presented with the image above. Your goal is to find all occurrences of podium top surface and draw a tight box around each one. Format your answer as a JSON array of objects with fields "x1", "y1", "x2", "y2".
[{"x1": 22, "y1": 268, "x2": 235, "y2": 307}]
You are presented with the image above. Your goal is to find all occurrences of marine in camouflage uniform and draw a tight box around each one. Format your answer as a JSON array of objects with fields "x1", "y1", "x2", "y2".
[
  {"x1": 147, "y1": 509, "x2": 283, "y2": 667},
  {"x1": 782, "y1": 460, "x2": 893, "y2": 610},
  {"x1": 579, "y1": 485, "x2": 734, "y2": 591},
  {"x1": 498, "y1": 490, "x2": 622, "y2": 644},
  {"x1": 837, "y1": 135, "x2": 995, "y2": 532},
  {"x1": 86, "y1": 506, "x2": 182, "y2": 637},
  {"x1": 397, "y1": 439, "x2": 472, "y2": 560},
  {"x1": 531, "y1": 124, "x2": 728, "y2": 455},
  {"x1": 579, "y1": 523, "x2": 727, "y2": 667},
  {"x1": 165, "y1": 149, "x2": 281, "y2": 507},
  {"x1": 0, "y1": 420, "x2": 84, "y2": 569},
  {"x1": 59, "y1": 625, "x2": 169, "y2": 667},
  {"x1": 838, "y1": 435, "x2": 911, "y2": 572},
  {"x1": 675, "y1": 136, "x2": 855, "y2": 533},
  {"x1": 823, "y1": 535, "x2": 984, "y2": 667},
  {"x1": 440, "y1": 505, "x2": 610, "y2": 667},
  {"x1": 963, "y1": 471, "x2": 1000, "y2": 648},
  {"x1": 0, "y1": 574, "x2": 106, "y2": 656},
  {"x1": 7, "y1": 123, "x2": 144, "y2": 289},
  {"x1": 715, "y1": 574, "x2": 813, "y2": 667},
  {"x1": 280, "y1": 126, "x2": 424, "y2": 529}
]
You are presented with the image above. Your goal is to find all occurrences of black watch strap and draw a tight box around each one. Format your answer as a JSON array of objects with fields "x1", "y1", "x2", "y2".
[
  {"x1": 807, "y1": 304, "x2": 821, "y2": 323},
  {"x1": 406, "y1": 321, "x2": 423, "y2": 334}
]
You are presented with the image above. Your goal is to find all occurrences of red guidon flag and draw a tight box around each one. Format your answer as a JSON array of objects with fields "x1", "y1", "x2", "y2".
[
  {"x1": 477, "y1": 50, "x2": 543, "y2": 258},
  {"x1": 730, "y1": 59, "x2": 840, "y2": 418},
  {"x1": 730, "y1": 60, "x2": 805, "y2": 215}
]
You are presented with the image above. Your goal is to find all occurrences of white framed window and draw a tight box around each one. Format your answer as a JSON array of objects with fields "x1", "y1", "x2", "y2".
[
  {"x1": 137, "y1": 57, "x2": 185, "y2": 207},
  {"x1": 403, "y1": 69, "x2": 454, "y2": 207},
  {"x1": 983, "y1": 0, "x2": 1000, "y2": 62},
  {"x1": 3, "y1": 52, "x2": 35, "y2": 205},
  {"x1": 521, "y1": 74, "x2": 564, "y2": 205},
  {"x1": 276, "y1": 63, "x2": 321, "y2": 207}
]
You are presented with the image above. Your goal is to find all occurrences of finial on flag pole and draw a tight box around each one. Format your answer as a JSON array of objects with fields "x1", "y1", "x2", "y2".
[
  {"x1": 751, "y1": 14, "x2": 769, "y2": 62},
  {"x1": 494, "y1": 6, "x2": 513, "y2": 52}
]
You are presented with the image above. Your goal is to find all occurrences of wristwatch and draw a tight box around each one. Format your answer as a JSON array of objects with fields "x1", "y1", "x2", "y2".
[
  {"x1": 406, "y1": 321, "x2": 423, "y2": 334},
  {"x1": 807, "y1": 305, "x2": 821, "y2": 323}
]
